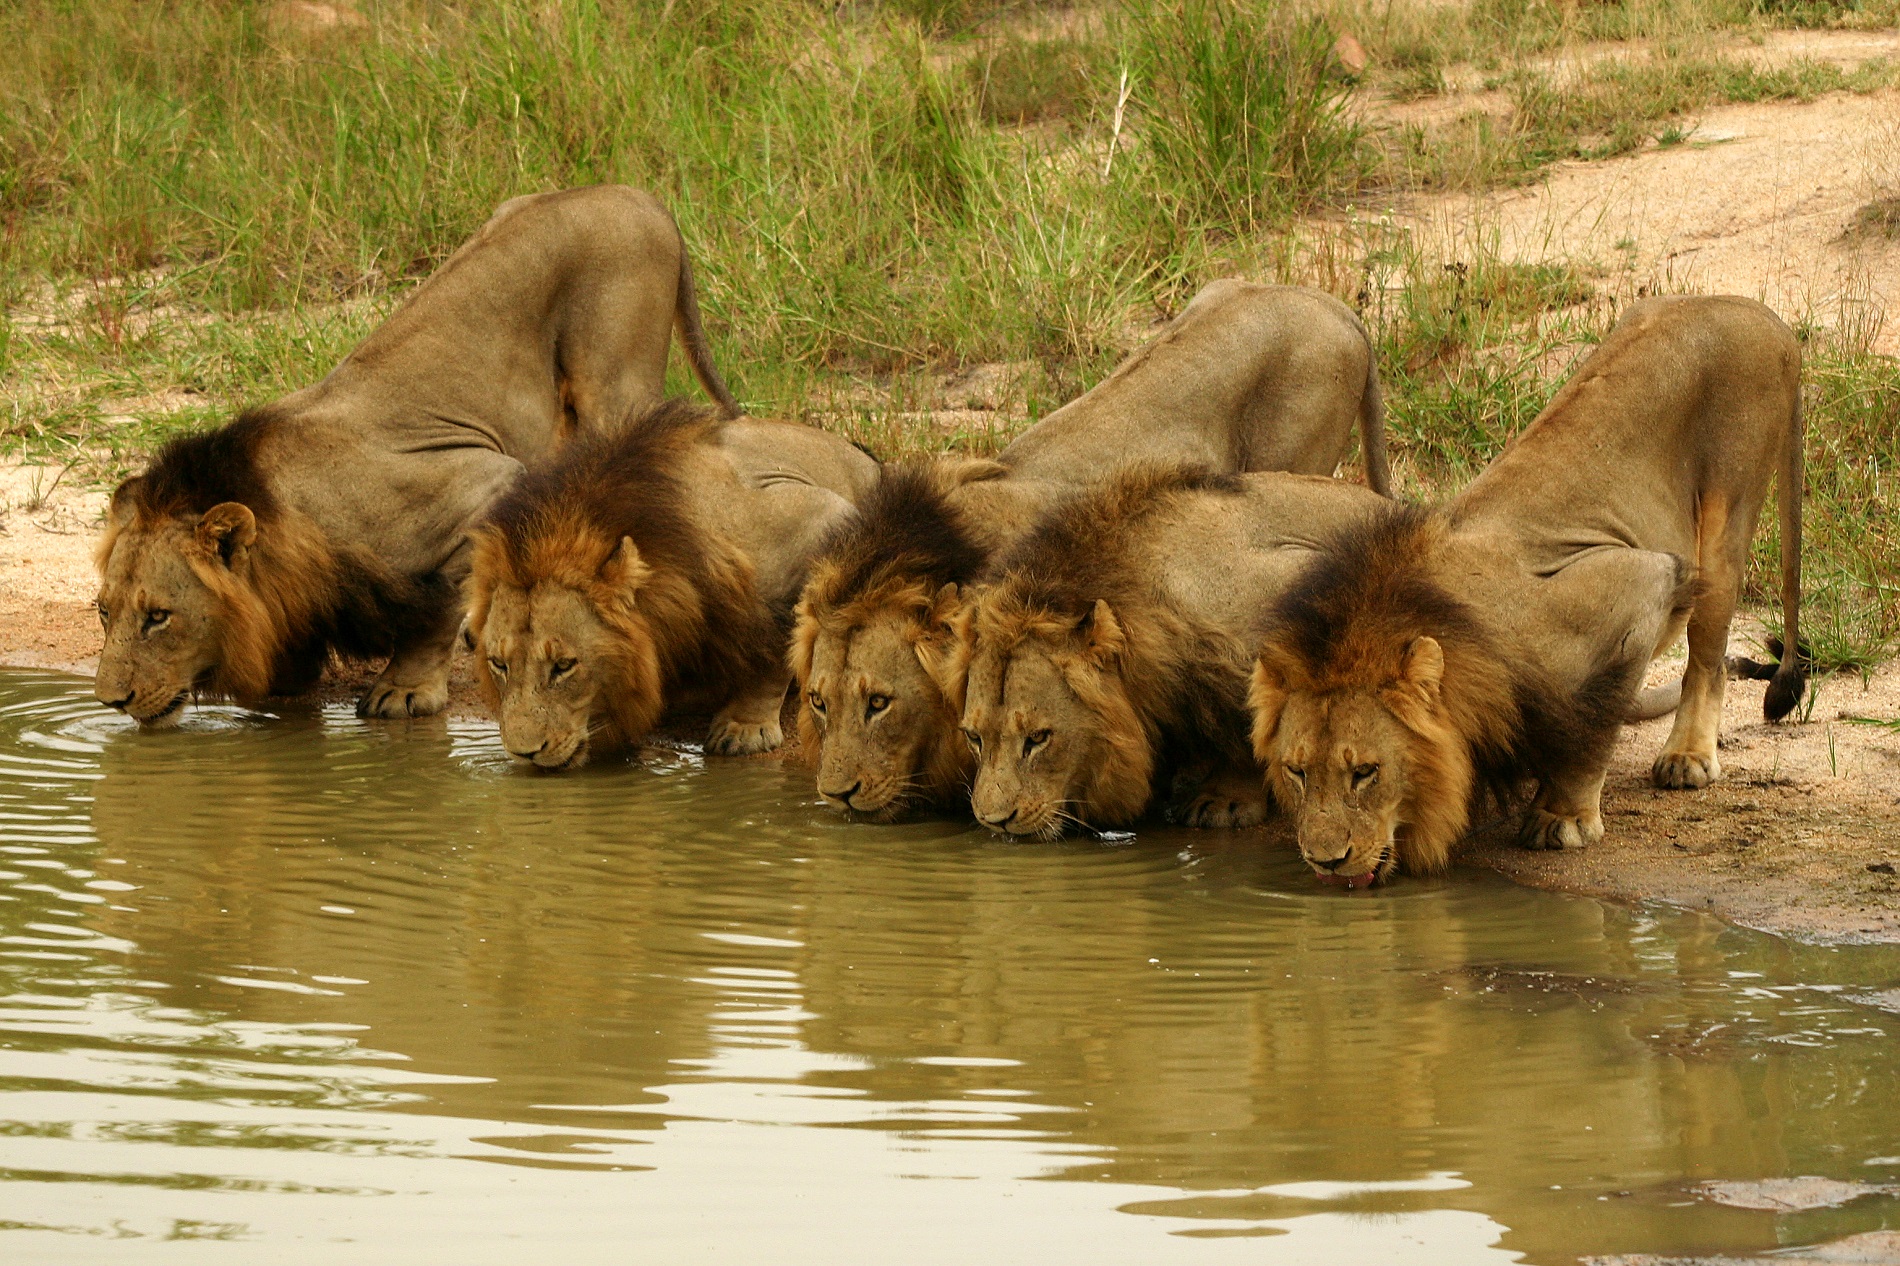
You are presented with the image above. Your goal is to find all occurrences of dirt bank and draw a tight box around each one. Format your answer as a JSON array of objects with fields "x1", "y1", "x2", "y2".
[{"x1": 6, "y1": 456, "x2": 1896, "y2": 943}]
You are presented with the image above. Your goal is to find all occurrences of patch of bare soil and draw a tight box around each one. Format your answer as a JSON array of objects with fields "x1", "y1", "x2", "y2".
[{"x1": 1387, "y1": 77, "x2": 1900, "y2": 350}]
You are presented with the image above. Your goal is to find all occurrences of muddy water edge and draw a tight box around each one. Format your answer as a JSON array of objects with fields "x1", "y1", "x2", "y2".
[{"x1": 1, "y1": 669, "x2": 1897, "y2": 1264}]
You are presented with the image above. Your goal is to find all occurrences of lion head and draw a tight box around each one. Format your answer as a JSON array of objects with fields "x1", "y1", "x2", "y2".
[
  {"x1": 790, "y1": 463, "x2": 999, "y2": 819},
  {"x1": 467, "y1": 401, "x2": 775, "y2": 770},
  {"x1": 93, "y1": 418, "x2": 333, "y2": 725},
  {"x1": 1248, "y1": 509, "x2": 1519, "y2": 886},
  {"x1": 948, "y1": 593, "x2": 1155, "y2": 837},
  {"x1": 468, "y1": 526, "x2": 681, "y2": 769}
]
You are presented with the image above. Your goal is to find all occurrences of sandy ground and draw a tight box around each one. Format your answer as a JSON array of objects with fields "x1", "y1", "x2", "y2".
[
  {"x1": 5, "y1": 453, "x2": 1897, "y2": 944},
  {"x1": 1382, "y1": 31, "x2": 1900, "y2": 350}
]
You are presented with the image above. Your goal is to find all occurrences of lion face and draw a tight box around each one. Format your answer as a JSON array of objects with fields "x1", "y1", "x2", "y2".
[
  {"x1": 801, "y1": 618, "x2": 961, "y2": 819},
  {"x1": 1252, "y1": 636, "x2": 1447, "y2": 887},
  {"x1": 474, "y1": 579, "x2": 656, "y2": 771},
  {"x1": 94, "y1": 501, "x2": 257, "y2": 726},
  {"x1": 956, "y1": 600, "x2": 1144, "y2": 838}
]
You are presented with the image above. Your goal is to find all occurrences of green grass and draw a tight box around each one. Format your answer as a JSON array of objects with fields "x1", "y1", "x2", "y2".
[{"x1": 2, "y1": 0, "x2": 1897, "y2": 669}]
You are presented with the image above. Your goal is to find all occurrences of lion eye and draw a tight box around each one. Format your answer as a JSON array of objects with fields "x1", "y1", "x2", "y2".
[
  {"x1": 549, "y1": 658, "x2": 578, "y2": 681},
  {"x1": 488, "y1": 658, "x2": 509, "y2": 678},
  {"x1": 1023, "y1": 728, "x2": 1051, "y2": 756},
  {"x1": 97, "y1": 605, "x2": 109, "y2": 626},
  {"x1": 865, "y1": 693, "x2": 890, "y2": 718},
  {"x1": 1284, "y1": 764, "x2": 1306, "y2": 787},
  {"x1": 143, "y1": 609, "x2": 171, "y2": 632},
  {"x1": 962, "y1": 728, "x2": 982, "y2": 751},
  {"x1": 1351, "y1": 763, "x2": 1380, "y2": 789},
  {"x1": 807, "y1": 692, "x2": 827, "y2": 715}
]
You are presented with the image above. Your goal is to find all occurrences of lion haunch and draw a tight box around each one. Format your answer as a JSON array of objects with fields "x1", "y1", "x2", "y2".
[
  {"x1": 1251, "y1": 295, "x2": 1806, "y2": 885},
  {"x1": 94, "y1": 185, "x2": 740, "y2": 725},
  {"x1": 468, "y1": 401, "x2": 878, "y2": 769}
]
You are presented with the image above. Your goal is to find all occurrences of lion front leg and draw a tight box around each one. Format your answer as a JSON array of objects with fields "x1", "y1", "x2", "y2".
[
  {"x1": 1169, "y1": 760, "x2": 1269, "y2": 829},
  {"x1": 358, "y1": 600, "x2": 461, "y2": 720},
  {"x1": 706, "y1": 669, "x2": 792, "y2": 756},
  {"x1": 1520, "y1": 766, "x2": 1608, "y2": 851}
]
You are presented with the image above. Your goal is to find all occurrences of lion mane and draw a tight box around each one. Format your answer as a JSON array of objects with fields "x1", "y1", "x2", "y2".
[
  {"x1": 949, "y1": 465, "x2": 1258, "y2": 827},
  {"x1": 1251, "y1": 506, "x2": 1691, "y2": 872},
  {"x1": 98, "y1": 410, "x2": 457, "y2": 701},
  {"x1": 467, "y1": 400, "x2": 783, "y2": 749}
]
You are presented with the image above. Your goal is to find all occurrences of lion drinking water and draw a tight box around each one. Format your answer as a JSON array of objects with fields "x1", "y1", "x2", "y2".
[
  {"x1": 466, "y1": 401, "x2": 878, "y2": 769},
  {"x1": 93, "y1": 185, "x2": 735, "y2": 725},
  {"x1": 1248, "y1": 295, "x2": 1806, "y2": 886},
  {"x1": 792, "y1": 281, "x2": 1391, "y2": 820}
]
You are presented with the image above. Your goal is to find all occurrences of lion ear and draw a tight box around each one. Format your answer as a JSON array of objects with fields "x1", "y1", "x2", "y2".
[
  {"x1": 599, "y1": 535, "x2": 650, "y2": 592},
  {"x1": 107, "y1": 476, "x2": 145, "y2": 531},
  {"x1": 195, "y1": 502, "x2": 257, "y2": 565},
  {"x1": 1079, "y1": 598, "x2": 1125, "y2": 667},
  {"x1": 1387, "y1": 636, "x2": 1445, "y2": 714},
  {"x1": 1248, "y1": 654, "x2": 1290, "y2": 762},
  {"x1": 927, "y1": 581, "x2": 962, "y2": 631}
]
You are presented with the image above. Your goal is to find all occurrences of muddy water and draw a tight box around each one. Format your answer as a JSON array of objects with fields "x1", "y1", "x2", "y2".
[{"x1": 1, "y1": 671, "x2": 1897, "y2": 1264}]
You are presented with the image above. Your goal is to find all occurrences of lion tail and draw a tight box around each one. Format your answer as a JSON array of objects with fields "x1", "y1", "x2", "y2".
[
  {"x1": 674, "y1": 243, "x2": 742, "y2": 421},
  {"x1": 1357, "y1": 336, "x2": 1393, "y2": 498},
  {"x1": 1762, "y1": 386, "x2": 1807, "y2": 722}
]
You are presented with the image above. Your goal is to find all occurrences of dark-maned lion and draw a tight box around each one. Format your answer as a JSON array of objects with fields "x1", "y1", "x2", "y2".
[
  {"x1": 94, "y1": 185, "x2": 737, "y2": 725},
  {"x1": 943, "y1": 466, "x2": 1388, "y2": 837},
  {"x1": 467, "y1": 401, "x2": 879, "y2": 769},
  {"x1": 1249, "y1": 295, "x2": 1805, "y2": 887},
  {"x1": 791, "y1": 281, "x2": 1391, "y2": 820}
]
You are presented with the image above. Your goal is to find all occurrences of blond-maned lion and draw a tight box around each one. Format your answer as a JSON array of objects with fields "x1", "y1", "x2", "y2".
[
  {"x1": 467, "y1": 401, "x2": 879, "y2": 770},
  {"x1": 94, "y1": 185, "x2": 737, "y2": 726},
  {"x1": 791, "y1": 280, "x2": 1391, "y2": 820},
  {"x1": 1249, "y1": 295, "x2": 1805, "y2": 887},
  {"x1": 943, "y1": 466, "x2": 1388, "y2": 837}
]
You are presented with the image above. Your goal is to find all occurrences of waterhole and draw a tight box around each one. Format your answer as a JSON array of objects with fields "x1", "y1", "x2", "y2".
[{"x1": 0, "y1": 669, "x2": 1896, "y2": 1264}]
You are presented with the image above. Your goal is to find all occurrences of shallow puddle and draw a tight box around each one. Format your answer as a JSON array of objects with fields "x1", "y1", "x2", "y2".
[{"x1": 1, "y1": 669, "x2": 1897, "y2": 1264}]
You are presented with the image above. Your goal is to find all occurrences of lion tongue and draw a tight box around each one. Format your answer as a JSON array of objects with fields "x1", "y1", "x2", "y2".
[{"x1": 1315, "y1": 870, "x2": 1378, "y2": 890}]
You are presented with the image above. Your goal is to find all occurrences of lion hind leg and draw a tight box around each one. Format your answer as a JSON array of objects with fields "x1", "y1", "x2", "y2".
[
  {"x1": 1653, "y1": 503, "x2": 1738, "y2": 790},
  {"x1": 706, "y1": 670, "x2": 792, "y2": 756}
]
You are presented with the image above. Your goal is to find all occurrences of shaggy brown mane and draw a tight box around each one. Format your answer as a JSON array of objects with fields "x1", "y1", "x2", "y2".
[
  {"x1": 955, "y1": 464, "x2": 1256, "y2": 824},
  {"x1": 1254, "y1": 505, "x2": 1676, "y2": 868},
  {"x1": 101, "y1": 407, "x2": 453, "y2": 700},
  {"x1": 469, "y1": 398, "x2": 783, "y2": 745}
]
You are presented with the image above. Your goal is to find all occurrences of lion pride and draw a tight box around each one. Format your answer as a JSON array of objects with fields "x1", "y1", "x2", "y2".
[
  {"x1": 93, "y1": 185, "x2": 735, "y2": 725},
  {"x1": 467, "y1": 401, "x2": 878, "y2": 769},
  {"x1": 792, "y1": 281, "x2": 1391, "y2": 820},
  {"x1": 1249, "y1": 295, "x2": 1805, "y2": 886}
]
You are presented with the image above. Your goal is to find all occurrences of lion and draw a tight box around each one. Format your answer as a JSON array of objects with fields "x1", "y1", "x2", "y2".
[
  {"x1": 466, "y1": 400, "x2": 879, "y2": 770},
  {"x1": 93, "y1": 184, "x2": 737, "y2": 726},
  {"x1": 791, "y1": 280, "x2": 1392, "y2": 820},
  {"x1": 940, "y1": 466, "x2": 1388, "y2": 837},
  {"x1": 1248, "y1": 294, "x2": 1805, "y2": 887}
]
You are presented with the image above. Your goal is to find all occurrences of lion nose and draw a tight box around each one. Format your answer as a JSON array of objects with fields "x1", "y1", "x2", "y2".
[
  {"x1": 98, "y1": 692, "x2": 134, "y2": 712},
  {"x1": 821, "y1": 781, "x2": 862, "y2": 807},
  {"x1": 509, "y1": 741, "x2": 547, "y2": 761},
  {"x1": 979, "y1": 808, "x2": 1018, "y2": 831},
  {"x1": 1314, "y1": 853, "x2": 1349, "y2": 872}
]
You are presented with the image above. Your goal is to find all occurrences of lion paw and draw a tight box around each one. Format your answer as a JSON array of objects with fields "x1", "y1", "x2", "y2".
[
  {"x1": 1170, "y1": 788, "x2": 1268, "y2": 829},
  {"x1": 1520, "y1": 809, "x2": 1602, "y2": 852},
  {"x1": 357, "y1": 672, "x2": 449, "y2": 719},
  {"x1": 706, "y1": 715, "x2": 784, "y2": 756},
  {"x1": 1651, "y1": 750, "x2": 1719, "y2": 789}
]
